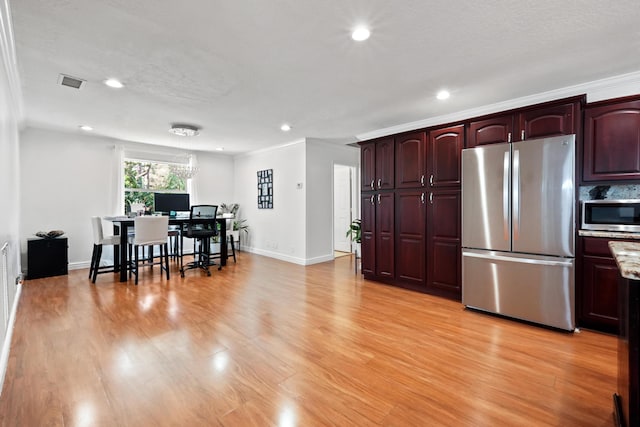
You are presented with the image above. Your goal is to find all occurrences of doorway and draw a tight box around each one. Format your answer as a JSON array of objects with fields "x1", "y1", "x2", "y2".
[{"x1": 333, "y1": 164, "x2": 357, "y2": 256}]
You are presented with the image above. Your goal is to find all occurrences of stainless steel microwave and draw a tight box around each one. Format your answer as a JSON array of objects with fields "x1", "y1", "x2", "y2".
[{"x1": 581, "y1": 199, "x2": 640, "y2": 232}]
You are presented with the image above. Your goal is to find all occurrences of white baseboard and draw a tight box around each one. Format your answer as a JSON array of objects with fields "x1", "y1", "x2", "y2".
[
  {"x1": 0, "y1": 282, "x2": 21, "y2": 397},
  {"x1": 242, "y1": 246, "x2": 334, "y2": 266}
]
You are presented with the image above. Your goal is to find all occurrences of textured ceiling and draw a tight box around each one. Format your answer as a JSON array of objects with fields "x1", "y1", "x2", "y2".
[{"x1": 11, "y1": 0, "x2": 640, "y2": 154}]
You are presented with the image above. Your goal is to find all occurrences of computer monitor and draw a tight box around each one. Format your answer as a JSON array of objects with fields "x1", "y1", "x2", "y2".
[{"x1": 153, "y1": 193, "x2": 190, "y2": 215}]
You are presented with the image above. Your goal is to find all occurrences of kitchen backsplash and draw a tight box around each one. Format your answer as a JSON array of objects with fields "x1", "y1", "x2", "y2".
[{"x1": 579, "y1": 184, "x2": 640, "y2": 200}]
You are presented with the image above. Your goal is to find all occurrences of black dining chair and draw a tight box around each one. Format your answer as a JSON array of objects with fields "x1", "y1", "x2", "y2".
[{"x1": 180, "y1": 205, "x2": 219, "y2": 277}]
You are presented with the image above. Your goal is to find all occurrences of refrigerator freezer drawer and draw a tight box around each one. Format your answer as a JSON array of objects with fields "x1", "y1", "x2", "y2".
[{"x1": 462, "y1": 249, "x2": 575, "y2": 331}]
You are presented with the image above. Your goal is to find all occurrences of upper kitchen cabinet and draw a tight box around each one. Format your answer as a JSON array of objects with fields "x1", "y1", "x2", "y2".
[
  {"x1": 395, "y1": 131, "x2": 427, "y2": 189},
  {"x1": 582, "y1": 96, "x2": 640, "y2": 183},
  {"x1": 429, "y1": 124, "x2": 464, "y2": 187},
  {"x1": 466, "y1": 96, "x2": 582, "y2": 147},
  {"x1": 516, "y1": 100, "x2": 579, "y2": 141},
  {"x1": 361, "y1": 137, "x2": 395, "y2": 192},
  {"x1": 466, "y1": 113, "x2": 514, "y2": 147}
]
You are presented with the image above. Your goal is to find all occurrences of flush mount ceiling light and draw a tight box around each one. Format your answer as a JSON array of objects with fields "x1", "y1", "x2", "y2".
[
  {"x1": 79, "y1": 125, "x2": 93, "y2": 131},
  {"x1": 104, "y1": 78, "x2": 124, "y2": 89},
  {"x1": 169, "y1": 124, "x2": 200, "y2": 137},
  {"x1": 436, "y1": 90, "x2": 451, "y2": 100},
  {"x1": 280, "y1": 123, "x2": 291, "y2": 132},
  {"x1": 215, "y1": 147, "x2": 224, "y2": 151},
  {"x1": 351, "y1": 26, "x2": 370, "y2": 41}
]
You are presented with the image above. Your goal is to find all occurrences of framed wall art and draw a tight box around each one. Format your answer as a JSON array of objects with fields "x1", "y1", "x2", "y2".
[{"x1": 257, "y1": 169, "x2": 273, "y2": 209}]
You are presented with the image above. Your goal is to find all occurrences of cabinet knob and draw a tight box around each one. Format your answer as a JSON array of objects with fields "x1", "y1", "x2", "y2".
[
  {"x1": 429, "y1": 174, "x2": 434, "y2": 187},
  {"x1": 377, "y1": 178, "x2": 381, "y2": 189},
  {"x1": 521, "y1": 130, "x2": 525, "y2": 140},
  {"x1": 421, "y1": 193, "x2": 425, "y2": 204},
  {"x1": 377, "y1": 194, "x2": 381, "y2": 205},
  {"x1": 429, "y1": 192, "x2": 433, "y2": 204},
  {"x1": 370, "y1": 180, "x2": 375, "y2": 190},
  {"x1": 370, "y1": 194, "x2": 375, "y2": 205},
  {"x1": 508, "y1": 132, "x2": 512, "y2": 143},
  {"x1": 421, "y1": 175, "x2": 425, "y2": 186}
]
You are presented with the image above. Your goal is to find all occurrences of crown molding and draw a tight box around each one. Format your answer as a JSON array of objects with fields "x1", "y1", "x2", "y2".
[{"x1": 357, "y1": 71, "x2": 640, "y2": 142}]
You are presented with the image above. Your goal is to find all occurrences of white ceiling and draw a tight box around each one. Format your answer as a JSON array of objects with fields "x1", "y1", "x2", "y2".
[{"x1": 11, "y1": 0, "x2": 640, "y2": 154}]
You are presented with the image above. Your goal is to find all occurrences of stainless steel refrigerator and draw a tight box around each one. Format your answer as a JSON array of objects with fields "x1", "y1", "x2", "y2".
[{"x1": 461, "y1": 134, "x2": 575, "y2": 331}]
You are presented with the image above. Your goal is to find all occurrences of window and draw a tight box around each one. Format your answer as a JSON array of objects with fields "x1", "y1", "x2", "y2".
[{"x1": 124, "y1": 159, "x2": 189, "y2": 213}]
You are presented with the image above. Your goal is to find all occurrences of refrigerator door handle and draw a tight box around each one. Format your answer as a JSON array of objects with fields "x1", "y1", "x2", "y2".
[
  {"x1": 513, "y1": 149, "x2": 520, "y2": 241},
  {"x1": 503, "y1": 151, "x2": 510, "y2": 240},
  {"x1": 462, "y1": 250, "x2": 574, "y2": 267}
]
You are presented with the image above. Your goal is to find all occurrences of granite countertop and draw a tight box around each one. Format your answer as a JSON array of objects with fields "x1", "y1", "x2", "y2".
[
  {"x1": 609, "y1": 241, "x2": 640, "y2": 280},
  {"x1": 579, "y1": 230, "x2": 640, "y2": 240}
]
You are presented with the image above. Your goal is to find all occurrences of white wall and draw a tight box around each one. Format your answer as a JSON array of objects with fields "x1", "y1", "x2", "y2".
[
  {"x1": 192, "y1": 150, "x2": 235, "y2": 206},
  {"x1": 233, "y1": 141, "x2": 306, "y2": 263},
  {"x1": 0, "y1": 0, "x2": 23, "y2": 394},
  {"x1": 19, "y1": 127, "x2": 234, "y2": 271},
  {"x1": 231, "y1": 138, "x2": 359, "y2": 265},
  {"x1": 305, "y1": 139, "x2": 359, "y2": 263}
]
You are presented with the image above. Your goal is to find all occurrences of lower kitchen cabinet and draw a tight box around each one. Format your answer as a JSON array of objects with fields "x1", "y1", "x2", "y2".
[
  {"x1": 361, "y1": 192, "x2": 395, "y2": 280},
  {"x1": 427, "y1": 189, "x2": 461, "y2": 299},
  {"x1": 578, "y1": 236, "x2": 631, "y2": 334},
  {"x1": 395, "y1": 190, "x2": 427, "y2": 287},
  {"x1": 361, "y1": 188, "x2": 461, "y2": 300}
]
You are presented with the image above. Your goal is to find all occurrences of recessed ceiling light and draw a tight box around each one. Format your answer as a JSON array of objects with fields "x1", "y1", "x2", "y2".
[
  {"x1": 351, "y1": 26, "x2": 370, "y2": 41},
  {"x1": 280, "y1": 123, "x2": 291, "y2": 132},
  {"x1": 169, "y1": 123, "x2": 200, "y2": 137},
  {"x1": 79, "y1": 125, "x2": 93, "y2": 131},
  {"x1": 104, "y1": 78, "x2": 124, "y2": 89},
  {"x1": 437, "y1": 90, "x2": 450, "y2": 100},
  {"x1": 215, "y1": 147, "x2": 224, "y2": 151}
]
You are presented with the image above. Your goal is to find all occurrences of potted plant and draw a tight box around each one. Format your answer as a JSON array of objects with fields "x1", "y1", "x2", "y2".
[
  {"x1": 346, "y1": 219, "x2": 361, "y2": 243},
  {"x1": 232, "y1": 219, "x2": 249, "y2": 247}
]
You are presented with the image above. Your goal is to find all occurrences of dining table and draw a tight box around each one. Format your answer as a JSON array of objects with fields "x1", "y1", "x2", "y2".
[{"x1": 105, "y1": 216, "x2": 227, "y2": 282}]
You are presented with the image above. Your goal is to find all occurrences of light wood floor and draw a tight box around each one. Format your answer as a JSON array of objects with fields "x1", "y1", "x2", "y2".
[{"x1": 0, "y1": 252, "x2": 617, "y2": 426}]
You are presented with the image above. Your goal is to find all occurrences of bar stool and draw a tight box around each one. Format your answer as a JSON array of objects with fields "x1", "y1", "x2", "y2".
[
  {"x1": 89, "y1": 216, "x2": 120, "y2": 283},
  {"x1": 128, "y1": 216, "x2": 170, "y2": 285}
]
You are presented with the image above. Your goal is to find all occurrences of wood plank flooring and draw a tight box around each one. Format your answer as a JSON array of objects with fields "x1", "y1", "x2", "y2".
[{"x1": 0, "y1": 253, "x2": 617, "y2": 426}]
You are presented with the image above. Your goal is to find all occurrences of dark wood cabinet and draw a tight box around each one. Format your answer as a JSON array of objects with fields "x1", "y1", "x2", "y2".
[
  {"x1": 27, "y1": 238, "x2": 68, "y2": 279},
  {"x1": 361, "y1": 142, "x2": 376, "y2": 192},
  {"x1": 427, "y1": 190, "x2": 461, "y2": 298},
  {"x1": 578, "y1": 236, "x2": 631, "y2": 334},
  {"x1": 466, "y1": 97, "x2": 581, "y2": 147},
  {"x1": 395, "y1": 131, "x2": 427, "y2": 189},
  {"x1": 375, "y1": 192, "x2": 395, "y2": 279},
  {"x1": 466, "y1": 113, "x2": 514, "y2": 148},
  {"x1": 583, "y1": 97, "x2": 640, "y2": 183},
  {"x1": 395, "y1": 190, "x2": 426, "y2": 287},
  {"x1": 517, "y1": 101, "x2": 578, "y2": 141},
  {"x1": 361, "y1": 192, "x2": 395, "y2": 280},
  {"x1": 429, "y1": 124, "x2": 464, "y2": 188},
  {"x1": 615, "y1": 275, "x2": 640, "y2": 427},
  {"x1": 360, "y1": 194, "x2": 376, "y2": 277},
  {"x1": 361, "y1": 137, "x2": 395, "y2": 191}
]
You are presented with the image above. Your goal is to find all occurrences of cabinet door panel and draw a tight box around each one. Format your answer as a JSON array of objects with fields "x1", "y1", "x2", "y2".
[
  {"x1": 467, "y1": 114, "x2": 514, "y2": 148},
  {"x1": 583, "y1": 99, "x2": 640, "y2": 182},
  {"x1": 581, "y1": 256, "x2": 619, "y2": 331},
  {"x1": 360, "y1": 194, "x2": 376, "y2": 276},
  {"x1": 376, "y1": 138, "x2": 395, "y2": 190},
  {"x1": 361, "y1": 142, "x2": 376, "y2": 192},
  {"x1": 395, "y1": 131, "x2": 426, "y2": 189},
  {"x1": 430, "y1": 241, "x2": 461, "y2": 293},
  {"x1": 517, "y1": 102, "x2": 577, "y2": 141},
  {"x1": 428, "y1": 190, "x2": 461, "y2": 298},
  {"x1": 396, "y1": 190, "x2": 426, "y2": 286},
  {"x1": 376, "y1": 193, "x2": 395, "y2": 278},
  {"x1": 429, "y1": 124, "x2": 464, "y2": 187}
]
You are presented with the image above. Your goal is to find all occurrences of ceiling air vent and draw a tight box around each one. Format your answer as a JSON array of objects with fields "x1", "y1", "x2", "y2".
[{"x1": 58, "y1": 74, "x2": 85, "y2": 89}]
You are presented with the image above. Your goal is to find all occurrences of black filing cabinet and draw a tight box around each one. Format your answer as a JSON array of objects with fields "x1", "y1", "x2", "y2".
[{"x1": 27, "y1": 238, "x2": 68, "y2": 279}]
